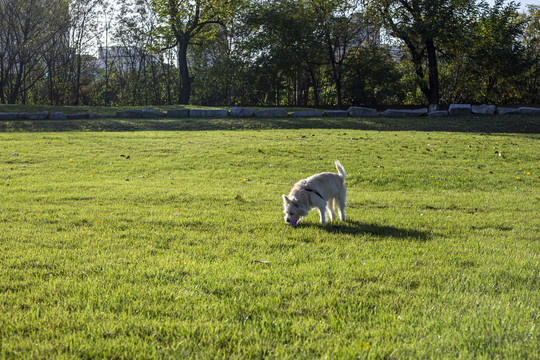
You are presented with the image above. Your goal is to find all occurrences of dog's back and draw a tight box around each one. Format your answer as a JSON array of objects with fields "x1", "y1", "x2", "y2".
[{"x1": 300, "y1": 160, "x2": 345, "y2": 200}]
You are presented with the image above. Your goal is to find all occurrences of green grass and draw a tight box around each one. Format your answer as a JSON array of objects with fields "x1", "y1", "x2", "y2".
[{"x1": 0, "y1": 125, "x2": 539, "y2": 358}]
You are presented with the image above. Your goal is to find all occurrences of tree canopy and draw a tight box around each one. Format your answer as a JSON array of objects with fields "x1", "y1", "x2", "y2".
[{"x1": 0, "y1": 0, "x2": 538, "y2": 107}]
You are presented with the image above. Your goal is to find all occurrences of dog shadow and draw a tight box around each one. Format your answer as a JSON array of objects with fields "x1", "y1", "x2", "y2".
[{"x1": 317, "y1": 220, "x2": 431, "y2": 241}]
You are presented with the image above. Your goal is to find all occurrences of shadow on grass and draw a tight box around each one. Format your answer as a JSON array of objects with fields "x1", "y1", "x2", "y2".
[
  {"x1": 1, "y1": 115, "x2": 539, "y2": 133},
  {"x1": 319, "y1": 220, "x2": 431, "y2": 241}
]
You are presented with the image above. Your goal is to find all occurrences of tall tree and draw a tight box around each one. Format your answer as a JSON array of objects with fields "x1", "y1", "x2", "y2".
[
  {"x1": 522, "y1": 5, "x2": 540, "y2": 104},
  {"x1": 68, "y1": 0, "x2": 106, "y2": 105},
  {"x1": 468, "y1": 0, "x2": 529, "y2": 103},
  {"x1": 151, "y1": 0, "x2": 244, "y2": 104},
  {"x1": 368, "y1": 0, "x2": 475, "y2": 109},
  {"x1": 311, "y1": 0, "x2": 371, "y2": 109},
  {"x1": 0, "y1": 0, "x2": 69, "y2": 104}
]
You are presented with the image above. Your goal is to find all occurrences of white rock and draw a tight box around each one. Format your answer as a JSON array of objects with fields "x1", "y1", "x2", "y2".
[
  {"x1": 381, "y1": 108, "x2": 428, "y2": 117},
  {"x1": 230, "y1": 107, "x2": 255, "y2": 117},
  {"x1": 0, "y1": 113, "x2": 19, "y2": 120},
  {"x1": 471, "y1": 104, "x2": 496, "y2": 115},
  {"x1": 189, "y1": 109, "x2": 229, "y2": 118},
  {"x1": 428, "y1": 110, "x2": 448, "y2": 117},
  {"x1": 348, "y1": 106, "x2": 378, "y2": 117},
  {"x1": 518, "y1": 107, "x2": 540, "y2": 115},
  {"x1": 116, "y1": 110, "x2": 143, "y2": 118},
  {"x1": 290, "y1": 110, "x2": 322, "y2": 117},
  {"x1": 254, "y1": 109, "x2": 288, "y2": 118},
  {"x1": 50, "y1": 112, "x2": 67, "y2": 120},
  {"x1": 496, "y1": 107, "x2": 519, "y2": 115},
  {"x1": 324, "y1": 110, "x2": 348, "y2": 117},
  {"x1": 167, "y1": 109, "x2": 189, "y2": 118},
  {"x1": 142, "y1": 109, "x2": 166, "y2": 118},
  {"x1": 66, "y1": 113, "x2": 89, "y2": 119}
]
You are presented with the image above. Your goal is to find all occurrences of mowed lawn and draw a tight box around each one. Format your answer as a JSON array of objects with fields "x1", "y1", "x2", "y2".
[{"x1": 0, "y1": 127, "x2": 538, "y2": 358}]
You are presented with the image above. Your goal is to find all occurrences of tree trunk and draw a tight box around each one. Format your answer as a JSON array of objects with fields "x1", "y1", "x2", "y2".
[
  {"x1": 177, "y1": 39, "x2": 192, "y2": 105},
  {"x1": 74, "y1": 53, "x2": 81, "y2": 106},
  {"x1": 310, "y1": 70, "x2": 320, "y2": 108},
  {"x1": 426, "y1": 38, "x2": 439, "y2": 109}
]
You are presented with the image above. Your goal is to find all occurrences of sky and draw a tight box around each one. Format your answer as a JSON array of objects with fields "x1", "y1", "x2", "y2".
[{"x1": 486, "y1": 0, "x2": 539, "y2": 11}]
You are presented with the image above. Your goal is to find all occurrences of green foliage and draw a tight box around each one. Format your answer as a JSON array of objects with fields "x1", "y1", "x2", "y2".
[
  {"x1": 1, "y1": 0, "x2": 539, "y2": 107},
  {"x1": 0, "y1": 126, "x2": 539, "y2": 358}
]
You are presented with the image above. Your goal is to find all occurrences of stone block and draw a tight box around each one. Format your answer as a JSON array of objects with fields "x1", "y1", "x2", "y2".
[
  {"x1": 381, "y1": 108, "x2": 428, "y2": 117},
  {"x1": 254, "y1": 108, "x2": 288, "y2": 118},
  {"x1": 50, "y1": 112, "x2": 67, "y2": 120},
  {"x1": 189, "y1": 109, "x2": 229, "y2": 118},
  {"x1": 142, "y1": 109, "x2": 166, "y2": 118},
  {"x1": 18, "y1": 111, "x2": 49, "y2": 120},
  {"x1": 496, "y1": 107, "x2": 519, "y2": 115},
  {"x1": 448, "y1": 104, "x2": 471, "y2": 116},
  {"x1": 89, "y1": 114, "x2": 109, "y2": 119},
  {"x1": 167, "y1": 109, "x2": 189, "y2": 118},
  {"x1": 518, "y1": 107, "x2": 540, "y2": 115},
  {"x1": 428, "y1": 110, "x2": 449, "y2": 117},
  {"x1": 116, "y1": 110, "x2": 143, "y2": 118},
  {"x1": 230, "y1": 107, "x2": 255, "y2": 117},
  {"x1": 472, "y1": 104, "x2": 496, "y2": 115},
  {"x1": 324, "y1": 110, "x2": 348, "y2": 117},
  {"x1": 0, "y1": 113, "x2": 18, "y2": 120},
  {"x1": 290, "y1": 110, "x2": 322, "y2": 117},
  {"x1": 66, "y1": 113, "x2": 89, "y2": 120},
  {"x1": 348, "y1": 106, "x2": 378, "y2": 117}
]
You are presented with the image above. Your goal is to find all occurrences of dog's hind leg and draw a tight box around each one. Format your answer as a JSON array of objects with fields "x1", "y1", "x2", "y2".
[
  {"x1": 337, "y1": 188, "x2": 346, "y2": 221},
  {"x1": 327, "y1": 198, "x2": 336, "y2": 221}
]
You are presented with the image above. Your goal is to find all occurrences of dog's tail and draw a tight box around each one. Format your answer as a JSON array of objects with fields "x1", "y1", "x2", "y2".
[{"x1": 335, "y1": 160, "x2": 346, "y2": 180}]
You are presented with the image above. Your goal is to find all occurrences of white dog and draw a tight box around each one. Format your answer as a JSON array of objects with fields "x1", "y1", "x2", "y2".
[{"x1": 282, "y1": 160, "x2": 346, "y2": 226}]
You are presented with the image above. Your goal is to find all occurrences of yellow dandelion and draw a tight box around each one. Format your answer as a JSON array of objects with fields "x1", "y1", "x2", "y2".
[
  {"x1": 526, "y1": 172, "x2": 531, "y2": 175},
  {"x1": 515, "y1": 177, "x2": 521, "y2": 180},
  {"x1": 68, "y1": 159, "x2": 73, "y2": 162}
]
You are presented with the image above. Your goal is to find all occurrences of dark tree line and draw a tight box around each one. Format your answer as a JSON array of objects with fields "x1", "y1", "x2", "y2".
[{"x1": 0, "y1": 0, "x2": 538, "y2": 108}]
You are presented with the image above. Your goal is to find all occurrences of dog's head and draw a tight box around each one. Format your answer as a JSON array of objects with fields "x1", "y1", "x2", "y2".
[{"x1": 282, "y1": 195, "x2": 308, "y2": 226}]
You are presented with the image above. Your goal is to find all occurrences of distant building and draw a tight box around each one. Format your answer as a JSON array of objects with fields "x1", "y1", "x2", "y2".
[{"x1": 97, "y1": 46, "x2": 159, "y2": 72}]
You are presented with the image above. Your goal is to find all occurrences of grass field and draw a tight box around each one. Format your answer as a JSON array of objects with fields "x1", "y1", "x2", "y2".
[{"x1": 1, "y1": 116, "x2": 539, "y2": 358}]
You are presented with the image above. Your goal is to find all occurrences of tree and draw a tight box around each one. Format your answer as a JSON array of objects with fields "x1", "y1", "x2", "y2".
[
  {"x1": 151, "y1": 0, "x2": 244, "y2": 104},
  {"x1": 522, "y1": 5, "x2": 540, "y2": 104},
  {"x1": 241, "y1": 0, "x2": 326, "y2": 106},
  {"x1": 115, "y1": 0, "x2": 162, "y2": 105},
  {"x1": 468, "y1": 0, "x2": 529, "y2": 103},
  {"x1": 368, "y1": 0, "x2": 475, "y2": 109},
  {"x1": 0, "y1": 0, "x2": 70, "y2": 104},
  {"x1": 311, "y1": 0, "x2": 372, "y2": 109},
  {"x1": 343, "y1": 44, "x2": 405, "y2": 105},
  {"x1": 68, "y1": 0, "x2": 105, "y2": 105}
]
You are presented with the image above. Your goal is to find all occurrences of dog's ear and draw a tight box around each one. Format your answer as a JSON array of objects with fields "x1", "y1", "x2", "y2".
[{"x1": 282, "y1": 194, "x2": 290, "y2": 205}]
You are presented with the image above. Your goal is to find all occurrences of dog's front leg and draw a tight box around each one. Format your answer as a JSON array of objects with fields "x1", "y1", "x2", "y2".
[{"x1": 317, "y1": 206, "x2": 327, "y2": 224}]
